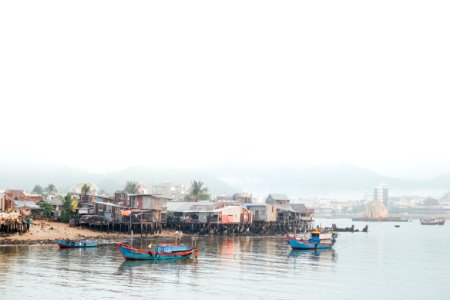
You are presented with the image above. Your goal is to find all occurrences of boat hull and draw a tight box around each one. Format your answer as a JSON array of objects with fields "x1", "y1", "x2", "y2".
[
  {"x1": 56, "y1": 240, "x2": 98, "y2": 248},
  {"x1": 288, "y1": 238, "x2": 334, "y2": 250},
  {"x1": 420, "y1": 219, "x2": 445, "y2": 225},
  {"x1": 116, "y1": 242, "x2": 196, "y2": 260}
]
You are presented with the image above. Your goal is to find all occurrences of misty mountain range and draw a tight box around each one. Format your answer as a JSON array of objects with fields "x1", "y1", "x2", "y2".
[{"x1": 0, "y1": 162, "x2": 449, "y2": 199}]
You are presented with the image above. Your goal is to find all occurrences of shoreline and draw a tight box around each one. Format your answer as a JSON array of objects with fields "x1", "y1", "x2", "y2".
[{"x1": 0, "y1": 220, "x2": 178, "y2": 246}]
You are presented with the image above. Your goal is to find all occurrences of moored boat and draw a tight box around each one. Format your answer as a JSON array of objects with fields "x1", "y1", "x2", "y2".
[
  {"x1": 287, "y1": 229, "x2": 337, "y2": 250},
  {"x1": 285, "y1": 232, "x2": 308, "y2": 243},
  {"x1": 116, "y1": 242, "x2": 198, "y2": 260},
  {"x1": 420, "y1": 218, "x2": 445, "y2": 225},
  {"x1": 56, "y1": 239, "x2": 98, "y2": 248}
]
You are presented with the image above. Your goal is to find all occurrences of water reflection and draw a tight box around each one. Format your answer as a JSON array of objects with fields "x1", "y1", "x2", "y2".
[
  {"x1": 1, "y1": 222, "x2": 449, "y2": 300},
  {"x1": 220, "y1": 238, "x2": 235, "y2": 257},
  {"x1": 289, "y1": 249, "x2": 337, "y2": 262},
  {"x1": 118, "y1": 258, "x2": 197, "y2": 272}
]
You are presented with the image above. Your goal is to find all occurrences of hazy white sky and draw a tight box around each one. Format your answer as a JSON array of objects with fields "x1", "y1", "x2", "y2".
[{"x1": 1, "y1": 1, "x2": 449, "y2": 178}]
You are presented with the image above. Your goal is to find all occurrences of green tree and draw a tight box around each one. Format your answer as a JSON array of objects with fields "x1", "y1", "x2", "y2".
[
  {"x1": 31, "y1": 185, "x2": 44, "y2": 196},
  {"x1": 186, "y1": 180, "x2": 210, "y2": 202},
  {"x1": 124, "y1": 181, "x2": 139, "y2": 194},
  {"x1": 38, "y1": 201, "x2": 53, "y2": 218},
  {"x1": 61, "y1": 193, "x2": 74, "y2": 223},
  {"x1": 80, "y1": 183, "x2": 91, "y2": 203},
  {"x1": 44, "y1": 183, "x2": 58, "y2": 196}
]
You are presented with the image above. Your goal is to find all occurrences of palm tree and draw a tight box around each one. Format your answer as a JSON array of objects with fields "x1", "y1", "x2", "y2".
[
  {"x1": 124, "y1": 181, "x2": 139, "y2": 194},
  {"x1": 186, "y1": 180, "x2": 210, "y2": 202}
]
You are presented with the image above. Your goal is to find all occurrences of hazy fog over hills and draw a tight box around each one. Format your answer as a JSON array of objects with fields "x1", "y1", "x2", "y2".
[
  {"x1": 0, "y1": 162, "x2": 235, "y2": 196},
  {"x1": 2, "y1": 1, "x2": 450, "y2": 202},
  {"x1": 207, "y1": 162, "x2": 450, "y2": 199},
  {"x1": 1, "y1": 161, "x2": 449, "y2": 200}
]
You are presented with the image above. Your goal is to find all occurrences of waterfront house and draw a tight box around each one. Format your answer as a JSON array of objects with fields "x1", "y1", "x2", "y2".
[
  {"x1": 266, "y1": 193, "x2": 290, "y2": 206},
  {"x1": 77, "y1": 194, "x2": 113, "y2": 216},
  {"x1": 232, "y1": 193, "x2": 252, "y2": 204},
  {"x1": 128, "y1": 194, "x2": 170, "y2": 223},
  {"x1": 13, "y1": 200, "x2": 42, "y2": 217},
  {"x1": 93, "y1": 201, "x2": 127, "y2": 222},
  {"x1": 3, "y1": 190, "x2": 43, "y2": 212},
  {"x1": 291, "y1": 203, "x2": 314, "y2": 222},
  {"x1": 216, "y1": 206, "x2": 252, "y2": 224},
  {"x1": 245, "y1": 204, "x2": 277, "y2": 222},
  {"x1": 166, "y1": 201, "x2": 218, "y2": 224},
  {"x1": 129, "y1": 194, "x2": 169, "y2": 210},
  {"x1": 45, "y1": 196, "x2": 63, "y2": 218},
  {"x1": 165, "y1": 201, "x2": 252, "y2": 225},
  {"x1": 114, "y1": 191, "x2": 129, "y2": 207},
  {"x1": 266, "y1": 193, "x2": 294, "y2": 222}
]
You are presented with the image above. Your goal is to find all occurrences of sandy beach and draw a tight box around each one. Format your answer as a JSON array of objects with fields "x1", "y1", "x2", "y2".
[{"x1": 0, "y1": 220, "x2": 178, "y2": 245}]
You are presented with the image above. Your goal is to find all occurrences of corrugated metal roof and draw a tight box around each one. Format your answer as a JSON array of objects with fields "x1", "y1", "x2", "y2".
[
  {"x1": 290, "y1": 203, "x2": 307, "y2": 213},
  {"x1": 95, "y1": 202, "x2": 127, "y2": 208},
  {"x1": 246, "y1": 204, "x2": 269, "y2": 208},
  {"x1": 14, "y1": 200, "x2": 42, "y2": 210},
  {"x1": 166, "y1": 202, "x2": 194, "y2": 212},
  {"x1": 47, "y1": 197, "x2": 63, "y2": 206},
  {"x1": 166, "y1": 201, "x2": 216, "y2": 212},
  {"x1": 276, "y1": 205, "x2": 296, "y2": 212},
  {"x1": 192, "y1": 204, "x2": 221, "y2": 212},
  {"x1": 213, "y1": 205, "x2": 242, "y2": 213},
  {"x1": 267, "y1": 193, "x2": 290, "y2": 201}
]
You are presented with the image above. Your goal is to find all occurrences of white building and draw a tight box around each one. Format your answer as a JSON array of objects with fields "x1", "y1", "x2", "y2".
[
  {"x1": 374, "y1": 184, "x2": 389, "y2": 208},
  {"x1": 152, "y1": 183, "x2": 188, "y2": 200}
]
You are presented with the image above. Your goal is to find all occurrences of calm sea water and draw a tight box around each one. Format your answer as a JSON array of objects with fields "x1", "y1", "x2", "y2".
[{"x1": 1, "y1": 219, "x2": 449, "y2": 300}]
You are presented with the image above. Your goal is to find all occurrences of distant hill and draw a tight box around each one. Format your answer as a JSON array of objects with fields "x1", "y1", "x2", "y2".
[
  {"x1": 206, "y1": 162, "x2": 450, "y2": 199},
  {"x1": 0, "y1": 163, "x2": 235, "y2": 195},
  {"x1": 0, "y1": 162, "x2": 449, "y2": 199}
]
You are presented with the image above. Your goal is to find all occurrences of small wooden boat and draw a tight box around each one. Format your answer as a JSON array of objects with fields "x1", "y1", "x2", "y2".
[
  {"x1": 116, "y1": 242, "x2": 198, "y2": 260},
  {"x1": 56, "y1": 239, "x2": 98, "y2": 248},
  {"x1": 287, "y1": 229, "x2": 337, "y2": 250},
  {"x1": 420, "y1": 218, "x2": 445, "y2": 225}
]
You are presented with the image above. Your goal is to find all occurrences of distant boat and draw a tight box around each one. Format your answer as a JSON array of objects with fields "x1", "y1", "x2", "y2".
[
  {"x1": 395, "y1": 225, "x2": 400, "y2": 228},
  {"x1": 116, "y1": 242, "x2": 198, "y2": 260},
  {"x1": 287, "y1": 229, "x2": 337, "y2": 250},
  {"x1": 420, "y1": 218, "x2": 445, "y2": 225},
  {"x1": 56, "y1": 239, "x2": 98, "y2": 248}
]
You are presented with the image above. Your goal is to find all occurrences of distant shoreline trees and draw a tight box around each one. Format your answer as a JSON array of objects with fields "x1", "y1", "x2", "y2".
[{"x1": 31, "y1": 183, "x2": 58, "y2": 198}]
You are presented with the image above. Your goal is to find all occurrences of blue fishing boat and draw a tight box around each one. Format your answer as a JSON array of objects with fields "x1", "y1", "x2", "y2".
[
  {"x1": 287, "y1": 229, "x2": 337, "y2": 250},
  {"x1": 116, "y1": 242, "x2": 198, "y2": 260},
  {"x1": 56, "y1": 239, "x2": 98, "y2": 248}
]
